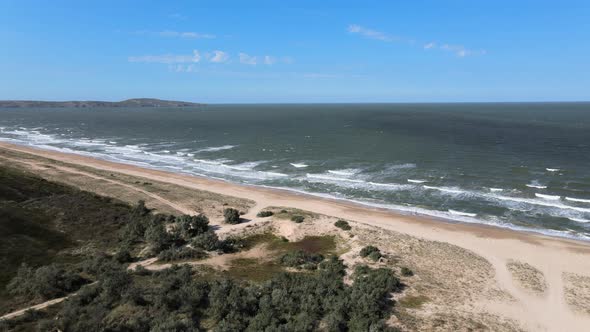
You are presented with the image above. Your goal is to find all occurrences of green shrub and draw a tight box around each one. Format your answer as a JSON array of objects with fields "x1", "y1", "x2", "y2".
[
  {"x1": 8, "y1": 263, "x2": 87, "y2": 300},
  {"x1": 368, "y1": 251, "x2": 382, "y2": 262},
  {"x1": 256, "y1": 211, "x2": 274, "y2": 218},
  {"x1": 279, "y1": 250, "x2": 324, "y2": 269},
  {"x1": 223, "y1": 208, "x2": 241, "y2": 224},
  {"x1": 191, "y1": 230, "x2": 220, "y2": 251},
  {"x1": 175, "y1": 214, "x2": 210, "y2": 239},
  {"x1": 360, "y1": 246, "x2": 383, "y2": 261},
  {"x1": 291, "y1": 215, "x2": 305, "y2": 223},
  {"x1": 334, "y1": 219, "x2": 351, "y2": 230},
  {"x1": 401, "y1": 267, "x2": 414, "y2": 276}
]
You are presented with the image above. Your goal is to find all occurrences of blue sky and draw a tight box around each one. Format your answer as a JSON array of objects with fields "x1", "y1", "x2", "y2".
[{"x1": 1, "y1": 0, "x2": 589, "y2": 103}]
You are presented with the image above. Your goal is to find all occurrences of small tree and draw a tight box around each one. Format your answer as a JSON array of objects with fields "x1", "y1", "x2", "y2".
[
  {"x1": 291, "y1": 215, "x2": 305, "y2": 223},
  {"x1": 359, "y1": 246, "x2": 381, "y2": 261},
  {"x1": 191, "y1": 230, "x2": 219, "y2": 251},
  {"x1": 176, "y1": 214, "x2": 210, "y2": 239},
  {"x1": 223, "y1": 208, "x2": 241, "y2": 224},
  {"x1": 256, "y1": 211, "x2": 274, "y2": 218},
  {"x1": 334, "y1": 219, "x2": 351, "y2": 230}
]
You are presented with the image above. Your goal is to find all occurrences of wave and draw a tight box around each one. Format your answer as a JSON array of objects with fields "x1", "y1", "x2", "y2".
[
  {"x1": 195, "y1": 145, "x2": 236, "y2": 153},
  {"x1": 565, "y1": 197, "x2": 590, "y2": 204},
  {"x1": 328, "y1": 169, "x2": 359, "y2": 176},
  {"x1": 490, "y1": 188, "x2": 504, "y2": 192},
  {"x1": 290, "y1": 163, "x2": 308, "y2": 168},
  {"x1": 546, "y1": 168, "x2": 560, "y2": 172},
  {"x1": 448, "y1": 209, "x2": 477, "y2": 217},
  {"x1": 526, "y1": 184, "x2": 547, "y2": 189},
  {"x1": 570, "y1": 217, "x2": 590, "y2": 223},
  {"x1": 305, "y1": 173, "x2": 411, "y2": 191},
  {"x1": 407, "y1": 179, "x2": 426, "y2": 184},
  {"x1": 535, "y1": 193, "x2": 561, "y2": 200}
]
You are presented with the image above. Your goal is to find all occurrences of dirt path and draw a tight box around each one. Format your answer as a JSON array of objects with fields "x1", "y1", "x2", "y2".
[{"x1": 0, "y1": 154, "x2": 195, "y2": 215}]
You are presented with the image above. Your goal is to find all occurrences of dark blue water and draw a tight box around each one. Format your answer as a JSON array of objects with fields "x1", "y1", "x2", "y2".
[{"x1": 1, "y1": 103, "x2": 589, "y2": 240}]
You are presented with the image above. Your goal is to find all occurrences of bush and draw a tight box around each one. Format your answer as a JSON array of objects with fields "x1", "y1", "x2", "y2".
[
  {"x1": 114, "y1": 247, "x2": 133, "y2": 263},
  {"x1": 291, "y1": 215, "x2": 305, "y2": 223},
  {"x1": 359, "y1": 246, "x2": 382, "y2": 261},
  {"x1": 191, "y1": 230, "x2": 219, "y2": 251},
  {"x1": 157, "y1": 246, "x2": 208, "y2": 262},
  {"x1": 279, "y1": 250, "x2": 324, "y2": 269},
  {"x1": 401, "y1": 267, "x2": 414, "y2": 277},
  {"x1": 8, "y1": 263, "x2": 87, "y2": 300},
  {"x1": 368, "y1": 251, "x2": 382, "y2": 262},
  {"x1": 334, "y1": 219, "x2": 351, "y2": 230},
  {"x1": 223, "y1": 208, "x2": 241, "y2": 224},
  {"x1": 176, "y1": 214, "x2": 210, "y2": 239},
  {"x1": 256, "y1": 211, "x2": 274, "y2": 218}
]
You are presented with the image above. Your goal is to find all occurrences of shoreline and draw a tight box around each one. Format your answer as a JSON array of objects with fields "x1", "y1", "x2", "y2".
[
  {"x1": 2, "y1": 141, "x2": 590, "y2": 330},
  {"x1": 0, "y1": 140, "x2": 588, "y2": 246}
]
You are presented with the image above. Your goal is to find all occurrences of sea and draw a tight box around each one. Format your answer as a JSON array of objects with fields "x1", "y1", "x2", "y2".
[{"x1": 1, "y1": 103, "x2": 589, "y2": 240}]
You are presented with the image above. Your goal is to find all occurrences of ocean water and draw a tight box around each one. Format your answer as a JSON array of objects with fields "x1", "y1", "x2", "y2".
[{"x1": 1, "y1": 103, "x2": 589, "y2": 240}]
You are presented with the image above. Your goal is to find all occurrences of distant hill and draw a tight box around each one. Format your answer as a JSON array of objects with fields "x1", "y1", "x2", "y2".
[{"x1": 0, "y1": 98, "x2": 202, "y2": 108}]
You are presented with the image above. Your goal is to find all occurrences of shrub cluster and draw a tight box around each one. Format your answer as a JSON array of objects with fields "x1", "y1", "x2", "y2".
[
  {"x1": 279, "y1": 250, "x2": 325, "y2": 270},
  {"x1": 291, "y1": 215, "x2": 305, "y2": 223},
  {"x1": 223, "y1": 208, "x2": 241, "y2": 224},
  {"x1": 7, "y1": 263, "x2": 87, "y2": 301},
  {"x1": 28, "y1": 256, "x2": 402, "y2": 332},
  {"x1": 360, "y1": 245, "x2": 383, "y2": 261},
  {"x1": 256, "y1": 210, "x2": 274, "y2": 218},
  {"x1": 334, "y1": 219, "x2": 352, "y2": 230}
]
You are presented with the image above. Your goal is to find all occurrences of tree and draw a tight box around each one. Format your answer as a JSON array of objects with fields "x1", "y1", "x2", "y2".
[
  {"x1": 291, "y1": 215, "x2": 304, "y2": 223},
  {"x1": 176, "y1": 214, "x2": 210, "y2": 239},
  {"x1": 191, "y1": 230, "x2": 219, "y2": 251},
  {"x1": 145, "y1": 222, "x2": 171, "y2": 254},
  {"x1": 224, "y1": 208, "x2": 241, "y2": 224}
]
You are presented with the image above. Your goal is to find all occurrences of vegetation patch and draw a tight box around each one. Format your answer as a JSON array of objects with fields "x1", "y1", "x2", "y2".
[
  {"x1": 360, "y1": 245, "x2": 383, "y2": 261},
  {"x1": 223, "y1": 208, "x2": 241, "y2": 224},
  {"x1": 334, "y1": 219, "x2": 352, "y2": 230},
  {"x1": 255, "y1": 210, "x2": 274, "y2": 218},
  {"x1": 399, "y1": 295, "x2": 430, "y2": 309}
]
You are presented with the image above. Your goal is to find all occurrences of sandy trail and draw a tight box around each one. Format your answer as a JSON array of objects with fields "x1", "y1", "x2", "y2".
[{"x1": 2, "y1": 142, "x2": 590, "y2": 331}]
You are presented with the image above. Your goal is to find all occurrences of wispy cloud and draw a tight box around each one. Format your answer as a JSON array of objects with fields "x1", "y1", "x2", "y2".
[
  {"x1": 130, "y1": 50, "x2": 292, "y2": 68},
  {"x1": 157, "y1": 30, "x2": 216, "y2": 39},
  {"x1": 128, "y1": 50, "x2": 201, "y2": 64},
  {"x1": 208, "y1": 50, "x2": 229, "y2": 63},
  {"x1": 133, "y1": 30, "x2": 216, "y2": 39},
  {"x1": 239, "y1": 53, "x2": 258, "y2": 65},
  {"x1": 347, "y1": 24, "x2": 398, "y2": 42},
  {"x1": 349, "y1": 24, "x2": 486, "y2": 57}
]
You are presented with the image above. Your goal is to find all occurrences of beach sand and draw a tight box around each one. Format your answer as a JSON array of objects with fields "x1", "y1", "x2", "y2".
[{"x1": 1, "y1": 141, "x2": 590, "y2": 331}]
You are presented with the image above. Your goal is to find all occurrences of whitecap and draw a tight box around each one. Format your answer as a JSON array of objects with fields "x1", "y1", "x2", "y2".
[
  {"x1": 490, "y1": 188, "x2": 504, "y2": 192},
  {"x1": 546, "y1": 168, "x2": 560, "y2": 172},
  {"x1": 535, "y1": 193, "x2": 561, "y2": 200},
  {"x1": 448, "y1": 209, "x2": 477, "y2": 217},
  {"x1": 565, "y1": 197, "x2": 590, "y2": 204},
  {"x1": 423, "y1": 185, "x2": 467, "y2": 195},
  {"x1": 290, "y1": 163, "x2": 308, "y2": 168},
  {"x1": 526, "y1": 184, "x2": 547, "y2": 189},
  {"x1": 407, "y1": 179, "x2": 426, "y2": 184},
  {"x1": 195, "y1": 145, "x2": 236, "y2": 153},
  {"x1": 569, "y1": 217, "x2": 590, "y2": 223},
  {"x1": 328, "y1": 169, "x2": 359, "y2": 176}
]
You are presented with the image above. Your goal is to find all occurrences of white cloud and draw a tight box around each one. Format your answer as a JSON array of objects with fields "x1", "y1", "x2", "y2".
[
  {"x1": 349, "y1": 24, "x2": 486, "y2": 57},
  {"x1": 158, "y1": 30, "x2": 216, "y2": 39},
  {"x1": 424, "y1": 42, "x2": 436, "y2": 49},
  {"x1": 129, "y1": 50, "x2": 201, "y2": 64},
  {"x1": 239, "y1": 53, "x2": 258, "y2": 65},
  {"x1": 209, "y1": 50, "x2": 229, "y2": 63},
  {"x1": 347, "y1": 24, "x2": 397, "y2": 42},
  {"x1": 263, "y1": 56, "x2": 276, "y2": 65}
]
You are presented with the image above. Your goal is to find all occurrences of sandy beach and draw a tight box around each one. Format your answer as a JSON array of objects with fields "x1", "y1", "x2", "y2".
[{"x1": 1, "y1": 141, "x2": 590, "y2": 331}]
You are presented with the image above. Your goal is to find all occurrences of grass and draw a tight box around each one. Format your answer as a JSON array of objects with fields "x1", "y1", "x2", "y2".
[
  {"x1": 223, "y1": 233, "x2": 339, "y2": 282},
  {"x1": 399, "y1": 295, "x2": 429, "y2": 309},
  {"x1": 225, "y1": 258, "x2": 284, "y2": 282}
]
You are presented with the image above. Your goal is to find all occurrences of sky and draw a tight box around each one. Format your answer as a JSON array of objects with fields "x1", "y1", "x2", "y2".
[{"x1": 1, "y1": 0, "x2": 589, "y2": 103}]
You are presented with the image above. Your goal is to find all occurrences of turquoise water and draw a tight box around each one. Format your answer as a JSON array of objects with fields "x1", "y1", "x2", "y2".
[{"x1": 1, "y1": 103, "x2": 589, "y2": 240}]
